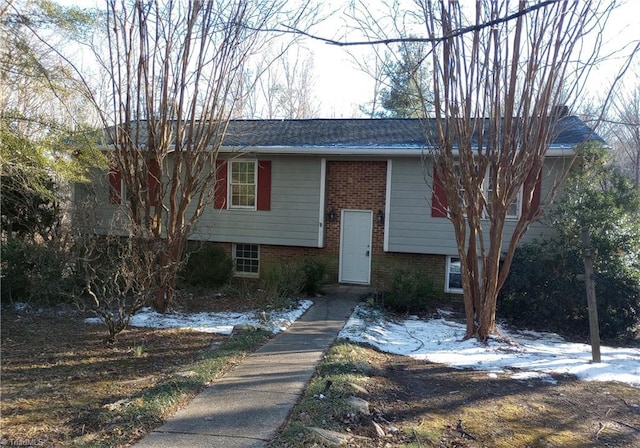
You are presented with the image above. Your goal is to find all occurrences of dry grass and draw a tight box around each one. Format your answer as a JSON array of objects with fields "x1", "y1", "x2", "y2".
[
  {"x1": 0, "y1": 292, "x2": 270, "y2": 447},
  {"x1": 4, "y1": 292, "x2": 639, "y2": 448},
  {"x1": 272, "y1": 341, "x2": 640, "y2": 448}
]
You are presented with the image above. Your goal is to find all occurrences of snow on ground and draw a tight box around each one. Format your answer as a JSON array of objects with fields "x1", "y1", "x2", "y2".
[
  {"x1": 339, "y1": 305, "x2": 640, "y2": 387},
  {"x1": 84, "y1": 299, "x2": 313, "y2": 335},
  {"x1": 84, "y1": 300, "x2": 640, "y2": 387}
]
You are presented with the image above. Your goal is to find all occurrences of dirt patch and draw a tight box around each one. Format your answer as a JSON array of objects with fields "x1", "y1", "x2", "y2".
[
  {"x1": 366, "y1": 357, "x2": 640, "y2": 447},
  {"x1": 274, "y1": 343, "x2": 640, "y2": 448}
]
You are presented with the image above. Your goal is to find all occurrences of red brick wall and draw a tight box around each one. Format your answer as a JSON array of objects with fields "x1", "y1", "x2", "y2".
[
  {"x1": 372, "y1": 252, "x2": 446, "y2": 290},
  {"x1": 324, "y1": 161, "x2": 387, "y2": 256}
]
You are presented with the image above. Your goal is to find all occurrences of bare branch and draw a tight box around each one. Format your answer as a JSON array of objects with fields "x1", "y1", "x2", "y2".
[{"x1": 285, "y1": 0, "x2": 563, "y2": 47}]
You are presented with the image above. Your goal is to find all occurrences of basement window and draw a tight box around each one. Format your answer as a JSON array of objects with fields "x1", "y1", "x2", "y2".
[
  {"x1": 233, "y1": 243, "x2": 259, "y2": 277},
  {"x1": 445, "y1": 256, "x2": 463, "y2": 294}
]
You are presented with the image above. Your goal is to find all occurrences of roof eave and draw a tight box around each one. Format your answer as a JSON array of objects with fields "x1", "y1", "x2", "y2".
[{"x1": 219, "y1": 144, "x2": 578, "y2": 157}]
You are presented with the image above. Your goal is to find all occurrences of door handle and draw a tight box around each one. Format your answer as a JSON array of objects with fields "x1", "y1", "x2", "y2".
[{"x1": 366, "y1": 250, "x2": 370, "y2": 257}]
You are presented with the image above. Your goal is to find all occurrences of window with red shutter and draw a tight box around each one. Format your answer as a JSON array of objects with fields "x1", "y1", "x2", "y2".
[
  {"x1": 214, "y1": 160, "x2": 228, "y2": 209},
  {"x1": 431, "y1": 166, "x2": 448, "y2": 217},
  {"x1": 257, "y1": 160, "x2": 271, "y2": 211},
  {"x1": 216, "y1": 159, "x2": 271, "y2": 211}
]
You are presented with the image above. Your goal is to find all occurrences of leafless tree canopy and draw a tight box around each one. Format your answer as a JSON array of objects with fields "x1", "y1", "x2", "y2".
[
  {"x1": 609, "y1": 81, "x2": 640, "y2": 188},
  {"x1": 424, "y1": 0, "x2": 613, "y2": 340},
  {"x1": 96, "y1": 0, "x2": 316, "y2": 311},
  {"x1": 327, "y1": 0, "x2": 615, "y2": 340},
  {"x1": 240, "y1": 47, "x2": 320, "y2": 119}
]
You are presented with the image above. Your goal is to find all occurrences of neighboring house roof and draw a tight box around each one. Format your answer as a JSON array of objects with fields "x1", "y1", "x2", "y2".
[{"x1": 105, "y1": 116, "x2": 605, "y2": 155}]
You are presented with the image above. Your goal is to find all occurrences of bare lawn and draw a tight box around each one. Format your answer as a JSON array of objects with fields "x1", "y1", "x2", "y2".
[
  {"x1": 2, "y1": 296, "x2": 639, "y2": 448},
  {"x1": 0, "y1": 294, "x2": 265, "y2": 447}
]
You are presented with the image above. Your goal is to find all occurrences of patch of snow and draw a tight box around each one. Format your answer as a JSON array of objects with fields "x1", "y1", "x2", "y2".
[
  {"x1": 510, "y1": 371, "x2": 558, "y2": 384},
  {"x1": 13, "y1": 302, "x2": 29, "y2": 312},
  {"x1": 339, "y1": 305, "x2": 640, "y2": 388},
  {"x1": 84, "y1": 300, "x2": 313, "y2": 335},
  {"x1": 83, "y1": 300, "x2": 640, "y2": 388}
]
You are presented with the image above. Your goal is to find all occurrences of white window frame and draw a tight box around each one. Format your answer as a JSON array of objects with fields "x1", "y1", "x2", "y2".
[
  {"x1": 229, "y1": 160, "x2": 257, "y2": 210},
  {"x1": 232, "y1": 243, "x2": 259, "y2": 278},
  {"x1": 445, "y1": 256, "x2": 463, "y2": 294}
]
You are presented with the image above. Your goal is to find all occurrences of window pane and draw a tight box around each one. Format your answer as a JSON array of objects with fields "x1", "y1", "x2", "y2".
[
  {"x1": 507, "y1": 201, "x2": 519, "y2": 217},
  {"x1": 230, "y1": 161, "x2": 256, "y2": 208},
  {"x1": 234, "y1": 244, "x2": 259, "y2": 274},
  {"x1": 448, "y1": 257, "x2": 462, "y2": 290}
]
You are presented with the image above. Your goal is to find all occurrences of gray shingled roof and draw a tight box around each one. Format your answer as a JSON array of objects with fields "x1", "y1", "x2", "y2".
[
  {"x1": 106, "y1": 117, "x2": 604, "y2": 149},
  {"x1": 220, "y1": 117, "x2": 603, "y2": 148}
]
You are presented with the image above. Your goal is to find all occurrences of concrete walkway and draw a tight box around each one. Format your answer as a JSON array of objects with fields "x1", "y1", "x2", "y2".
[{"x1": 134, "y1": 286, "x2": 364, "y2": 448}]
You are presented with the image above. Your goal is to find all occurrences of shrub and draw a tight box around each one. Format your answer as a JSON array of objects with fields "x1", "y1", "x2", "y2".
[
  {"x1": 1, "y1": 239, "x2": 77, "y2": 305},
  {"x1": 258, "y1": 262, "x2": 305, "y2": 309},
  {"x1": 500, "y1": 147, "x2": 640, "y2": 342},
  {"x1": 179, "y1": 243, "x2": 233, "y2": 288},
  {"x1": 300, "y1": 258, "x2": 326, "y2": 294},
  {"x1": 499, "y1": 239, "x2": 639, "y2": 341},
  {"x1": 377, "y1": 268, "x2": 437, "y2": 314},
  {"x1": 75, "y1": 236, "x2": 157, "y2": 344}
]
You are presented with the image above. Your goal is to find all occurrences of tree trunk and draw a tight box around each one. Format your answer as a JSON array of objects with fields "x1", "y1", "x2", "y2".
[
  {"x1": 153, "y1": 236, "x2": 184, "y2": 312},
  {"x1": 477, "y1": 290, "x2": 498, "y2": 342}
]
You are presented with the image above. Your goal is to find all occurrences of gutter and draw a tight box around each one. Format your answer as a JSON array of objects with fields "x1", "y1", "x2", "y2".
[{"x1": 217, "y1": 145, "x2": 578, "y2": 157}]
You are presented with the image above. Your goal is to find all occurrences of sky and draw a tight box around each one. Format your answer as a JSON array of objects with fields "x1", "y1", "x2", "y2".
[
  {"x1": 306, "y1": 0, "x2": 640, "y2": 117},
  {"x1": 84, "y1": 301, "x2": 640, "y2": 388},
  {"x1": 52, "y1": 0, "x2": 640, "y2": 119}
]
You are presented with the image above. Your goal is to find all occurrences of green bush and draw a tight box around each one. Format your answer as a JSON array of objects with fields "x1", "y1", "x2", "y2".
[
  {"x1": 179, "y1": 243, "x2": 233, "y2": 288},
  {"x1": 498, "y1": 239, "x2": 639, "y2": 341},
  {"x1": 300, "y1": 258, "x2": 326, "y2": 294},
  {"x1": 1, "y1": 239, "x2": 77, "y2": 305},
  {"x1": 499, "y1": 147, "x2": 640, "y2": 341},
  {"x1": 378, "y1": 268, "x2": 437, "y2": 314},
  {"x1": 259, "y1": 262, "x2": 305, "y2": 309}
]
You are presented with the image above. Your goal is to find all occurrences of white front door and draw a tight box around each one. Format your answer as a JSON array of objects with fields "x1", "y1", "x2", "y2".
[{"x1": 339, "y1": 210, "x2": 372, "y2": 284}]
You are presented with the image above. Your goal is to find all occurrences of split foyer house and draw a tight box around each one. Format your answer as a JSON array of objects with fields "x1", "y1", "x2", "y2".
[{"x1": 91, "y1": 117, "x2": 603, "y2": 294}]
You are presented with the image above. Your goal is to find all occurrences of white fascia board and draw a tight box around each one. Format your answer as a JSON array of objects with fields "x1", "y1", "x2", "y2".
[
  {"x1": 98, "y1": 144, "x2": 576, "y2": 158},
  {"x1": 218, "y1": 145, "x2": 427, "y2": 156}
]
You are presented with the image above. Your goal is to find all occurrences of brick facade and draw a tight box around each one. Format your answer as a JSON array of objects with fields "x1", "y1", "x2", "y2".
[{"x1": 324, "y1": 160, "x2": 387, "y2": 256}]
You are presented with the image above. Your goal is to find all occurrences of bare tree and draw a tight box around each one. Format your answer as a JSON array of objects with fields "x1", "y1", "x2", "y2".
[
  {"x1": 317, "y1": 0, "x2": 616, "y2": 341},
  {"x1": 422, "y1": 0, "x2": 611, "y2": 341},
  {"x1": 610, "y1": 83, "x2": 640, "y2": 189},
  {"x1": 95, "y1": 0, "x2": 316, "y2": 311},
  {"x1": 240, "y1": 47, "x2": 320, "y2": 119}
]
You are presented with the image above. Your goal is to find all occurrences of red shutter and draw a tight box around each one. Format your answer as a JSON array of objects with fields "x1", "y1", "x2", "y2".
[
  {"x1": 257, "y1": 160, "x2": 271, "y2": 211},
  {"x1": 214, "y1": 160, "x2": 228, "y2": 209},
  {"x1": 524, "y1": 168, "x2": 543, "y2": 220},
  {"x1": 108, "y1": 166, "x2": 122, "y2": 205},
  {"x1": 148, "y1": 158, "x2": 161, "y2": 204},
  {"x1": 431, "y1": 166, "x2": 448, "y2": 217}
]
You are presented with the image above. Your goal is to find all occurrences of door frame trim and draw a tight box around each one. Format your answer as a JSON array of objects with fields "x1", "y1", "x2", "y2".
[{"x1": 338, "y1": 209, "x2": 373, "y2": 284}]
